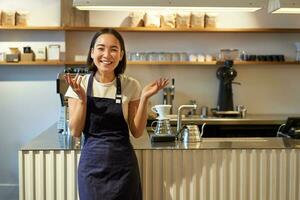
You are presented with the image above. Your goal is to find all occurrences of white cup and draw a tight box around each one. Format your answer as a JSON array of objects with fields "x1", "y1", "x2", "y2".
[{"x1": 151, "y1": 104, "x2": 171, "y2": 119}]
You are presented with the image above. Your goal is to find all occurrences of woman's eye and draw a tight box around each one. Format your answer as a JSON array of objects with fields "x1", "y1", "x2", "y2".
[
  {"x1": 111, "y1": 49, "x2": 118, "y2": 52},
  {"x1": 97, "y1": 47, "x2": 104, "y2": 51}
]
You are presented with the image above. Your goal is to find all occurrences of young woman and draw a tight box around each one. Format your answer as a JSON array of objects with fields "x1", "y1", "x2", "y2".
[{"x1": 64, "y1": 28, "x2": 168, "y2": 200}]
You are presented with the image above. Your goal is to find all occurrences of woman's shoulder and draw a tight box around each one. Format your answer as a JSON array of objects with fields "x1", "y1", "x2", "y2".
[
  {"x1": 81, "y1": 73, "x2": 91, "y2": 87},
  {"x1": 120, "y1": 74, "x2": 141, "y2": 100},
  {"x1": 120, "y1": 74, "x2": 140, "y2": 86},
  {"x1": 82, "y1": 73, "x2": 92, "y2": 79}
]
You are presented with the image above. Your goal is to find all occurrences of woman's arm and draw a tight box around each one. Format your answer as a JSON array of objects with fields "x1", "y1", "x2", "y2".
[
  {"x1": 68, "y1": 98, "x2": 87, "y2": 137},
  {"x1": 128, "y1": 78, "x2": 168, "y2": 138},
  {"x1": 128, "y1": 98, "x2": 147, "y2": 138}
]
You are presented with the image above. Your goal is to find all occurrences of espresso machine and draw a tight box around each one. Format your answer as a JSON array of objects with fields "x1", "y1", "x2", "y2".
[
  {"x1": 56, "y1": 67, "x2": 90, "y2": 134},
  {"x1": 56, "y1": 72, "x2": 69, "y2": 134}
]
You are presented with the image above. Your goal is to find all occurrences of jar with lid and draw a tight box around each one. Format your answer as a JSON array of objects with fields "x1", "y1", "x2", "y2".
[
  {"x1": 171, "y1": 52, "x2": 180, "y2": 62},
  {"x1": 179, "y1": 52, "x2": 188, "y2": 61},
  {"x1": 148, "y1": 52, "x2": 159, "y2": 61}
]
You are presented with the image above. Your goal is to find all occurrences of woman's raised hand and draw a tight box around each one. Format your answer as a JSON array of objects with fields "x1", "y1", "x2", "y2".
[
  {"x1": 141, "y1": 78, "x2": 169, "y2": 100},
  {"x1": 64, "y1": 73, "x2": 86, "y2": 101}
]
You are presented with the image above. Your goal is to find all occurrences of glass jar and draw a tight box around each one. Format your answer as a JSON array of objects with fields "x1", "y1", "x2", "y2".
[{"x1": 171, "y1": 52, "x2": 180, "y2": 62}]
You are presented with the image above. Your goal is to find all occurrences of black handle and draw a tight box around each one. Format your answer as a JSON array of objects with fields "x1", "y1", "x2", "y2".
[
  {"x1": 176, "y1": 125, "x2": 187, "y2": 140},
  {"x1": 232, "y1": 81, "x2": 241, "y2": 85}
]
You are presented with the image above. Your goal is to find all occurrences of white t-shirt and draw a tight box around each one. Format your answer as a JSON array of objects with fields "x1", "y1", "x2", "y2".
[{"x1": 65, "y1": 74, "x2": 142, "y2": 122}]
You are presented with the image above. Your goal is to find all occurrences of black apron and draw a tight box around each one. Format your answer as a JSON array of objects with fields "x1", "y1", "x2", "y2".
[{"x1": 78, "y1": 72, "x2": 142, "y2": 200}]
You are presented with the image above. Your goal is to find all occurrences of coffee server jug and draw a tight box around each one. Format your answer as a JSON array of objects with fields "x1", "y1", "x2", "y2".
[
  {"x1": 150, "y1": 104, "x2": 177, "y2": 142},
  {"x1": 151, "y1": 120, "x2": 173, "y2": 135},
  {"x1": 151, "y1": 104, "x2": 173, "y2": 135}
]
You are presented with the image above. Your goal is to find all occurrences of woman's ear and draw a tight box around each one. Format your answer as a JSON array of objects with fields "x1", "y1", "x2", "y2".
[
  {"x1": 120, "y1": 50, "x2": 124, "y2": 61},
  {"x1": 90, "y1": 48, "x2": 94, "y2": 59}
]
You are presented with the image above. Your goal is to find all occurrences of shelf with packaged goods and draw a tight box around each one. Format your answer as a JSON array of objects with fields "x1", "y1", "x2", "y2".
[
  {"x1": 234, "y1": 61, "x2": 300, "y2": 65},
  {"x1": 0, "y1": 61, "x2": 65, "y2": 66},
  {"x1": 63, "y1": 26, "x2": 300, "y2": 33},
  {"x1": 64, "y1": 61, "x2": 300, "y2": 66},
  {"x1": 64, "y1": 61, "x2": 217, "y2": 66},
  {"x1": 1, "y1": 61, "x2": 298, "y2": 66},
  {"x1": 1, "y1": 26, "x2": 300, "y2": 33},
  {"x1": 0, "y1": 26, "x2": 64, "y2": 31}
]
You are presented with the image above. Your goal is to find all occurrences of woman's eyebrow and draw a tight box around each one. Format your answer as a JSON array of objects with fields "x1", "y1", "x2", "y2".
[
  {"x1": 95, "y1": 44, "x2": 105, "y2": 47},
  {"x1": 95, "y1": 43, "x2": 119, "y2": 49}
]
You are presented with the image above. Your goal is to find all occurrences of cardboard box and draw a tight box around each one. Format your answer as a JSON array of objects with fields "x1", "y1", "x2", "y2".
[
  {"x1": 6, "y1": 54, "x2": 19, "y2": 62},
  {"x1": 35, "y1": 47, "x2": 46, "y2": 61},
  {"x1": 2, "y1": 11, "x2": 15, "y2": 26},
  {"x1": 16, "y1": 11, "x2": 28, "y2": 26},
  {"x1": 74, "y1": 55, "x2": 87, "y2": 62},
  {"x1": 21, "y1": 53, "x2": 33, "y2": 62}
]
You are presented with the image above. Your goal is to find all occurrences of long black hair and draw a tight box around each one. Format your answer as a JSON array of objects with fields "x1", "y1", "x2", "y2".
[{"x1": 87, "y1": 28, "x2": 127, "y2": 76}]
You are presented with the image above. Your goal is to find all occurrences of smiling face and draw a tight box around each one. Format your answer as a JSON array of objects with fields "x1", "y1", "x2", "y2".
[{"x1": 91, "y1": 33, "x2": 124, "y2": 76}]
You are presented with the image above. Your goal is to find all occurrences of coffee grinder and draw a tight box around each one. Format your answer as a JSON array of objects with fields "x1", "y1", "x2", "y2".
[{"x1": 216, "y1": 60, "x2": 239, "y2": 112}]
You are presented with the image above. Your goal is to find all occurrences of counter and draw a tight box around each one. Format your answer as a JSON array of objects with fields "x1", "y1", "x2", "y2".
[
  {"x1": 21, "y1": 123, "x2": 300, "y2": 150},
  {"x1": 160, "y1": 113, "x2": 300, "y2": 125},
  {"x1": 19, "y1": 122, "x2": 300, "y2": 200}
]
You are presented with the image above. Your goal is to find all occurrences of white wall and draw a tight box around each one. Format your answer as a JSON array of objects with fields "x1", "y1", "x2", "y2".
[
  {"x1": 0, "y1": 1, "x2": 62, "y2": 199},
  {"x1": 1, "y1": 0, "x2": 300, "y2": 199},
  {"x1": 0, "y1": 0, "x2": 60, "y2": 26}
]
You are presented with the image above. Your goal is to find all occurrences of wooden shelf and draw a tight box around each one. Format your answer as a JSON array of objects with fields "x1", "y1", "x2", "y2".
[
  {"x1": 0, "y1": 26, "x2": 64, "y2": 31},
  {"x1": 0, "y1": 60, "x2": 298, "y2": 66},
  {"x1": 0, "y1": 61, "x2": 65, "y2": 65},
  {"x1": 234, "y1": 61, "x2": 300, "y2": 65},
  {"x1": 65, "y1": 61, "x2": 217, "y2": 65},
  {"x1": 1, "y1": 26, "x2": 300, "y2": 33},
  {"x1": 64, "y1": 61, "x2": 86, "y2": 65},
  {"x1": 64, "y1": 61, "x2": 300, "y2": 66},
  {"x1": 129, "y1": 61, "x2": 217, "y2": 65},
  {"x1": 64, "y1": 27, "x2": 300, "y2": 33}
]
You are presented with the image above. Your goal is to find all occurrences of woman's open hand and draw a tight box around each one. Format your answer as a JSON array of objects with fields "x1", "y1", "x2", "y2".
[
  {"x1": 64, "y1": 73, "x2": 86, "y2": 101},
  {"x1": 141, "y1": 78, "x2": 169, "y2": 100}
]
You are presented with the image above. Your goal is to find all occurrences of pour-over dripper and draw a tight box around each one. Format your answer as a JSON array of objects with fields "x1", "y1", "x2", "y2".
[{"x1": 151, "y1": 104, "x2": 172, "y2": 119}]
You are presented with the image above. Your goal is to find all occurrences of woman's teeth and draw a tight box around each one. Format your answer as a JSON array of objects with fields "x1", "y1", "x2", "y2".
[{"x1": 101, "y1": 60, "x2": 112, "y2": 64}]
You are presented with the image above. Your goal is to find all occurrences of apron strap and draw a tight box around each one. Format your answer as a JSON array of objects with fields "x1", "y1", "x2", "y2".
[
  {"x1": 86, "y1": 71, "x2": 95, "y2": 97},
  {"x1": 115, "y1": 75, "x2": 122, "y2": 104}
]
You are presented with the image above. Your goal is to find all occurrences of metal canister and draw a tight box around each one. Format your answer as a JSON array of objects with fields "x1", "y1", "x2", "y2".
[
  {"x1": 236, "y1": 105, "x2": 247, "y2": 118},
  {"x1": 200, "y1": 106, "x2": 208, "y2": 118}
]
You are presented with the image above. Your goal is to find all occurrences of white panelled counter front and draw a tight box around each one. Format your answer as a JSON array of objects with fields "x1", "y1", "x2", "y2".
[{"x1": 19, "y1": 124, "x2": 300, "y2": 200}]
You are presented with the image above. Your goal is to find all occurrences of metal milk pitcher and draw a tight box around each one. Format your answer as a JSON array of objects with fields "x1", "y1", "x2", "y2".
[{"x1": 177, "y1": 123, "x2": 206, "y2": 143}]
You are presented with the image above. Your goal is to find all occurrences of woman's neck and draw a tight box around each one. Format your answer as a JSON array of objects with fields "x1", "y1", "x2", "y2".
[{"x1": 95, "y1": 71, "x2": 115, "y2": 83}]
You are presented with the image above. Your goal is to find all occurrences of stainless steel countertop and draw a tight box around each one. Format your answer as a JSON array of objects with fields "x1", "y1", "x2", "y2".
[
  {"x1": 21, "y1": 123, "x2": 300, "y2": 151},
  {"x1": 166, "y1": 114, "x2": 300, "y2": 125}
]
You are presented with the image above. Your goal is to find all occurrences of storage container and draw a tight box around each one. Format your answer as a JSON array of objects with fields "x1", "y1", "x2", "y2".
[{"x1": 48, "y1": 45, "x2": 60, "y2": 61}]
